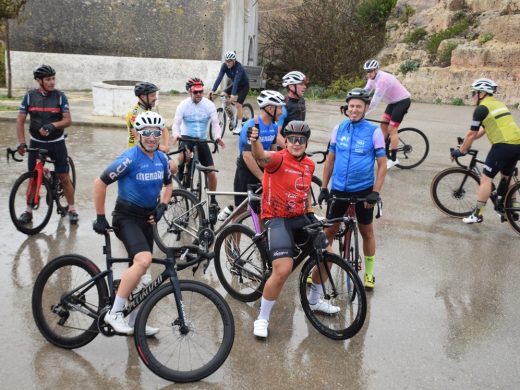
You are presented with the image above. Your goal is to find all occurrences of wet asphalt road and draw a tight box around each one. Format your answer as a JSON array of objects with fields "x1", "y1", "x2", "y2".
[{"x1": 0, "y1": 101, "x2": 519, "y2": 389}]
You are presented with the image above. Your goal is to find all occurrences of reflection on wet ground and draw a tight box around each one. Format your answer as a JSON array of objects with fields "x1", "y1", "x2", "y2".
[{"x1": 1, "y1": 103, "x2": 520, "y2": 389}]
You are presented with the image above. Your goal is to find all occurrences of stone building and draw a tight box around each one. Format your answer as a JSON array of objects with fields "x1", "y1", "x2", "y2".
[{"x1": 7, "y1": 0, "x2": 259, "y2": 92}]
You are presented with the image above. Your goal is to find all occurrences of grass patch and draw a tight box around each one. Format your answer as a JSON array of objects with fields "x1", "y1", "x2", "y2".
[
  {"x1": 0, "y1": 105, "x2": 18, "y2": 111},
  {"x1": 400, "y1": 59, "x2": 420, "y2": 74},
  {"x1": 426, "y1": 18, "x2": 470, "y2": 57},
  {"x1": 478, "y1": 32, "x2": 493, "y2": 44},
  {"x1": 402, "y1": 27, "x2": 427, "y2": 44},
  {"x1": 438, "y1": 42, "x2": 458, "y2": 66},
  {"x1": 451, "y1": 97, "x2": 464, "y2": 106}
]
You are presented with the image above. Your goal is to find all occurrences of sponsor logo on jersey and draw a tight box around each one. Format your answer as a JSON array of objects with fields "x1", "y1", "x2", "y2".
[{"x1": 108, "y1": 157, "x2": 132, "y2": 180}]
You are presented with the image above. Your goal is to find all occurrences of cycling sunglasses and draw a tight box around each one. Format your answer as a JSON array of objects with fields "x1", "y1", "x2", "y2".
[
  {"x1": 192, "y1": 90, "x2": 204, "y2": 95},
  {"x1": 286, "y1": 135, "x2": 307, "y2": 145},
  {"x1": 138, "y1": 129, "x2": 162, "y2": 138}
]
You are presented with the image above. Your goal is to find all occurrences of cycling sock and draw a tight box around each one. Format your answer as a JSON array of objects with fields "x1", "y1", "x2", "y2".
[
  {"x1": 111, "y1": 295, "x2": 127, "y2": 314},
  {"x1": 68, "y1": 205, "x2": 76, "y2": 212},
  {"x1": 475, "y1": 200, "x2": 486, "y2": 216},
  {"x1": 258, "y1": 297, "x2": 275, "y2": 322},
  {"x1": 365, "y1": 255, "x2": 375, "y2": 276},
  {"x1": 390, "y1": 150, "x2": 397, "y2": 161},
  {"x1": 25, "y1": 207, "x2": 33, "y2": 213},
  {"x1": 308, "y1": 283, "x2": 323, "y2": 305}
]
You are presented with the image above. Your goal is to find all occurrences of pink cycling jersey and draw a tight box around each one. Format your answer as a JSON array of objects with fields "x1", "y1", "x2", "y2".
[{"x1": 364, "y1": 70, "x2": 410, "y2": 113}]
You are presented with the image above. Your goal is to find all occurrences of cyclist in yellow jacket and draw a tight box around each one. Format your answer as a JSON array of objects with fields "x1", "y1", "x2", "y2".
[{"x1": 451, "y1": 78, "x2": 520, "y2": 224}]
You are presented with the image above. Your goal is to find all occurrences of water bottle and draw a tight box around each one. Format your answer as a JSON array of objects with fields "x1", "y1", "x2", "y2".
[{"x1": 218, "y1": 205, "x2": 234, "y2": 221}]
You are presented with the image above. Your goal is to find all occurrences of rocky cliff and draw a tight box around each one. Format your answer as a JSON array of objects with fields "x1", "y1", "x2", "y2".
[{"x1": 379, "y1": 0, "x2": 520, "y2": 106}]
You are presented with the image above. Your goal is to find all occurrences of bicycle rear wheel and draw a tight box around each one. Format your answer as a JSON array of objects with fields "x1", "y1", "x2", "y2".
[
  {"x1": 242, "y1": 103, "x2": 254, "y2": 122},
  {"x1": 134, "y1": 280, "x2": 234, "y2": 383},
  {"x1": 341, "y1": 224, "x2": 361, "y2": 273},
  {"x1": 214, "y1": 223, "x2": 268, "y2": 302},
  {"x1": 32, "y1": 254, "x2": 109, "y2": 349},
  {"x1": 56, "y1": 156, "x2": 77, "y2": 213},
  {"x1": 300, "y1": 253, "x2": 366, "y2": 340},
  {"x1": 9, "y1": 171, "x2": 54, "y2": 235},
  {"x1": 504, "y1": 182, "x2": 520, "y2": 235},
  {"x1": 154, "y1": 189, "x2": 205, "y2": 253},
  {"x1": 394, "y1": 127, "x2": 429, "y2": 169},
  {"x1": 210, "y1": 107, "x2": 227, "y2": 140},
  {"x1": 430, "y1": 167, "x2": 480, "y2": 217}
]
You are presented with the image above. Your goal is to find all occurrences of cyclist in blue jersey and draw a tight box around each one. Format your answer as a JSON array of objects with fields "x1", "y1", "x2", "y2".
[
  {"x1": 233, "y1": 90, "x2": 285, "y2": 207},
  {"x1": 16, "y1": 64, "x2": 78, "y2": 224},
  {"x1": 209, "y1": 51, "x2": 250, "y2": 133},
  {"x1": 172, "y1": 77, "x2": 224, "y2": 221},
  {"x1": 318, "y1": 88, "x2": 387, "y2": 289},
  {"x1": 93, "y1": 111, "x2": 173, "y2": 336}
]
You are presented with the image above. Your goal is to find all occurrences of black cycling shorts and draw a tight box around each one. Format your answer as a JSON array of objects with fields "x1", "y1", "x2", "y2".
[
  {"x1": 29, "y1": 139, "x2": 69, "y2": 174},
  {"x1": 233, "y1": 158, "x2": 260, "y2": 207},
  {"x1": 112, "y1": 200, "x2": 154, "y2": 259},
  {"x1": 327, "y1": 188, "x2": 375, "y2": 226},
  {"x1": 483, "y1": 143, "x2": 520, "y2": 178},
  {"x1": 383, "y1": 97, "x2": 411, "y2": 126},
  {"x1": 265, "y1": 216, "x2": 313, "y2": 261},
  {"x1": 224, "y1": 84, "x2": 250, "y2": 104},
  {"x1": 180, "y1": 140, "x2": 214, "y2": 167}
]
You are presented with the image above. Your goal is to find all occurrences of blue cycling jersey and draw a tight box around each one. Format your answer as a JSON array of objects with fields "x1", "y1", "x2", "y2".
[
  {"x1": 329, "y1": 119, "x2": 386, "y2": 192},
  {"x1": 238, "y1": 115, "x2": 278, "y2": 154},
  {"x1": 212, "y1": 61, "x2": 250, "y2": 96},
  {"x1": 100, "y1": 146, "x2": 171, "y2": 209}
]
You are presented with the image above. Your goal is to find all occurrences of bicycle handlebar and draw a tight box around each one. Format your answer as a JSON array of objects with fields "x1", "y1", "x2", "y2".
[
  {"x1": 6, "y1": 147, "x2": 22, "y2": 162},
  {"x1": 6, "y1": 147, "x2": 51, "y2": 162},
  {"x1": 326, "y1": 195, "x2": 383, "y2": 219},
  {"x1": 177, "y1": 135, "x2": 218, "y2": 154},
  {"x1": 306, "y1": 150, "x2": 327, "y2": 164}
]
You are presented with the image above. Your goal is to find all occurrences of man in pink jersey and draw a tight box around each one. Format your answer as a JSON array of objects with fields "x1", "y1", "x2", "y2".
[{"x1": 363, "y1": 59, "x2": 411, "y2": 169}]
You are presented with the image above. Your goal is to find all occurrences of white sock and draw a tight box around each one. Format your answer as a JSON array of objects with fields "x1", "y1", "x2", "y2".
[
  {"x1": 258, "y1": 297, "x2": 275, "y2": 322},
  {"x1": 308, "y1": 283, "x2": 323, "y2": 305},
  {"x1": 111, "y1": 295, "x2": 127, "y2": 314}
]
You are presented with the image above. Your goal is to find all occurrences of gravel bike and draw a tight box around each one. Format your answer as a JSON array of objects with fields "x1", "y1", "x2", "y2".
[
  {"x1": 31, "y1": 229, "x2": 235, "y2": 383},
  {"x1": 430, "y1": 138, "x2": 520, "y2": 235},
  {"x1": 209, "y1": 92, "x2": 254, "y2": 139},
  {"x1": 7, "y1": 147, "x2": 76, "y2": 235},
  {"x1": 214, "y1": 194, "x2": 367, "y2": 340}
]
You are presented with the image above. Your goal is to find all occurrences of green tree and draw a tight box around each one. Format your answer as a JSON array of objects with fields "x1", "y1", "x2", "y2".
[
  {"x1": 259, "y1": 0, "x2": 395, "y2": 87},
  {"x1": 0, "y1": 0, "x2": 27, "y2": 97}
]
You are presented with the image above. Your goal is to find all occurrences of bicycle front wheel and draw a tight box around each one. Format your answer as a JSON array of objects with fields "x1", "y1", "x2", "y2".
[
  {"x1": 300, "y1": 253, "x2": 366, "y2": 340},
  {"x1": 504, "y1": 182, "x2": 520, "y2": 235},
  {"x1": 154, "y1": 189, "x2": 205, "y2": 253},
  {"x1": 242, "y1": 103, "x2": 254, "y2": 122},
  {"x1": 134, "y1": 280, "x2": 234, "y2": 383},
  {"x1": 32, "y1": 254, "x2": 109, "y2": 349},
  {"x1": 430, "y1": 167, "x2": 480, "y2": 217},
  {"x1": 394, "y1": 127, "x2": 429, "y2": 169},
  {"x1": 210, "y1": 107, "x2": 227, "y2": 140},
  {"x1": 56, "y1": 156, "x2": 76, "y2": 213},
  {"x1": 214, "y1": 223, "x2": 268, "y2": 302},
  {"x1": 341, "y1": 223, "x2": 361, "y2": 273},
  {"x1": 9, "y1": 171, "x2": 54, "y2": 235}
]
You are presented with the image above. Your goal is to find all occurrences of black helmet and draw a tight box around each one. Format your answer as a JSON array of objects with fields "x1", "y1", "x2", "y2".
[
  {"x1": 185, "y1": 77, "x2": 204, "y2": 91},
  {"x1": 33, "y1": 64, "x2": 56, "y2": 79},
  {"x1": 346, "y1": 88, "x2": 371, "y2": 104},
  {"x1": 134, "y1": 81, "x2": 159, "y2": 96},
  {"x1": 282, "y1": 120, "x2": 311, "y2": 138}
]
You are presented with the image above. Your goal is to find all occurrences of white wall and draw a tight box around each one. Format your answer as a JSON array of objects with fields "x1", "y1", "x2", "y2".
[{"x1": 9, "y1": 51, "x2": 222, "y2": 92}]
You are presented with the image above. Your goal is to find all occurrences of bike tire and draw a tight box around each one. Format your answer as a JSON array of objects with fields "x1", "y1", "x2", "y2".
[
  {"x1": 154, "y1": 189, "x2": 205, "y2": 253},
  {"x1": 430, "y1": 167, "x2": 480, "y2": 217},
  {"x1": 299, "y1": 252, "x2": 366, "y2": 340},
  {"x1": 210, "y1": 107, "x2": 227, "y2": 141},
  {"x1": 242, "y1": 103, "x2": 254, "y2": 122},
  {"x1": 56, "y1": 156, "x2": 77, "y2": 213},
  {"x1": 134, "y1": 280, "x2": 235, "y2": 383},
  {"x1": 214, "y1": 223, "x2": 268, "y2": 302},
  {"x1": 504, "y1": 182, "x2": 520, "y2": 235},
  {"x1": 32, "y1": 254, "x2": 109, "y2": 349},
  {"x1": 9, "y1": 171, "x2": 54, "y2": 235},
  {"x1": 342, "y1": 223, "x2": 361, "y2": 274},
  {"x1": 394, "y1": 127, "x2": 429, "y2": 169}
]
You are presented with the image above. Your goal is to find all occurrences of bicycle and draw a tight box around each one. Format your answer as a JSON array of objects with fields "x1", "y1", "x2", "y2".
[
  {"x1": 209, "y1": 92, "x2": 254, "y2": 139},
  {"x1": 31, "y1": 229, "x2": 235, "y2": 383},
  {"x1": 330, "y1": 195, "x2": 383, "y2": 274},
  {"x1": 213, "y1": 196, "x2": 367, "y2": 340},
  {"x1": 7, "y1": 147, "x2": 76, "y2": 235},
  {"x1": 430, "y1": 138, "x2": 520, "y2": 235}
]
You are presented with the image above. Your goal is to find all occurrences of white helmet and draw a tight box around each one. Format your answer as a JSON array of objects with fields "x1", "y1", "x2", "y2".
[
  {"x1": 363, "y1": 59, "x2": 380, "y2": 71},
  {"x1": 134, "y1": 111, "x2": 165, "y2": 130},
  {"x1": 282, "y1": 71, "x2": 307, "y2": 87},
  {"x1": 224, "y1": 51, "x2": 237, "y2": 61},
  {"x1": 471, "y1": 78, "x2": 497, "y2": 94},
  {"x1": 257, "y1": 90, "x2": 286, "y2": 108}
]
